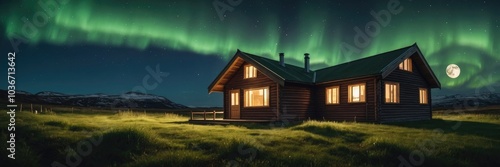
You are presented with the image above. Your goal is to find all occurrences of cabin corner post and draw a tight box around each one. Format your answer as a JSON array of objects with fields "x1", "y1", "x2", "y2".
[
  {"x1": 276, "y1": 82, "x2": 280, "y2": 121},
  {"x1": 429, "y1": 87, "x2": 432, "y2": 120},
  {"x1": 376, "y1": 78, "x2": 382, "y2": 122},
  {"x1": 223, "y1": 88, "x2": 228, "y2": 119}
]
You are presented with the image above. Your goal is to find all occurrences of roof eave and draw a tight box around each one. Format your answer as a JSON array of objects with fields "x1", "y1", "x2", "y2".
[
  {"x1": 315, "y1": 74, "x2": 380, "y2": 85},
  {"x1": 414, "y1": 44, "x2": 441, "y2": 88},
  {"x1": 284, "y1": 80, "x2": 315, "y2": 85},
  {"x1": 380, "y1": 45, "x2": 416, "y2": 78},
  {"x1": 207, "y1": 50, "x2": 241, "y2": 93},
  {"x1": 380, "y1": 44, "x2": 441, "y2": 88},
  {"x1": 208, "y1": 50, "x2": 287, "y2": 94},
  {"x1": 239, "y1": 51, "x2": 286, "y2": 85}
]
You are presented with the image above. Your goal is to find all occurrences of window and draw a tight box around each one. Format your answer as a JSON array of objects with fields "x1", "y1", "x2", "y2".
[
  {"x1": 230, "y1": 92, "x2": 239, "y2": 106},
  {"x1": 385, "y1": 82, "x2": 399, "y2": 103},
  {"x1": 419, "y1": 88, "x2": 428, "y2": 104},
  {"x1": 399, "y1": 58, "x2": 412, "y2": 72},
  {"x1": 244, "y1": 87, "x2": 269, "y2": 107},
  {"x1": 326, "y1": 86, "x2": 339, "y2": 104},
  {"x1": 348, "y1": 83, "x2": 366, "y2": 103},
  {"x1": 244, "y1": 65, "x2": 257, "y2": 78}
]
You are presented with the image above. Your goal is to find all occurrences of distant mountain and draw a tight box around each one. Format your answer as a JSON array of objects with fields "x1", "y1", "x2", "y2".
[
  {"x1": 0, "y1": 90, "x2": 188, "y2": 109},
  {"x1": 432, "y1": 92, "x2": 500, "y2": 109}
]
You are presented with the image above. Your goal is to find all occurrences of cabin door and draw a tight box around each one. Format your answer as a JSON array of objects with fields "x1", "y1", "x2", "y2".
[{"x1": 230, "y1": 90, "x2": 240, "y2": 119}]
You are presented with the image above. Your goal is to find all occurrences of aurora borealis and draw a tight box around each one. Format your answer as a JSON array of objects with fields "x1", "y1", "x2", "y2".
[{"x1": 1, "y1": 0, "x2": 499, "y2": 106}]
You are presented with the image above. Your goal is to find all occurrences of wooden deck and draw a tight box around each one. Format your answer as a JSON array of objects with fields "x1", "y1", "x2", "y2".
[
  {"x1": 190, "y1": 110, "x2": 224, "y2": 121},
  {"x1": 188, "y1": 119, "x2": 277, "y2": 124},
  {"x1": 189, "y1": 110, "x2": 277, "y2": 124}
]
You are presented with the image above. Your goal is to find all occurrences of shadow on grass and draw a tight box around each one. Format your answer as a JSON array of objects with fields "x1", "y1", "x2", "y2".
[
  {"x1": 387, "y1": 118, "x2": 500, "y2": 140},
  {"x1": 166, "y1": 120, "x2": 304, "y2": 129},
  {"x1": 264, "y1": 141, "x2": 419, "y2": 166},
  {"x1": 80, "y1": 128, "x2": 174, "y2": 167},
  {"x1": 292, "y1": 125, "x2": 366, "y2": 143},
  {"x1": 44, "y1": 120, "x2": 69, "y2": 127},
  {"x1": 328, "y1": 142, "x2": 414, "y2": 166},
  {"x1": 44, "y1": 120, "x2": 98, "y2": 131},
  {"x1": 3, "y1": 124, "x2": 73, "y2": 166}
]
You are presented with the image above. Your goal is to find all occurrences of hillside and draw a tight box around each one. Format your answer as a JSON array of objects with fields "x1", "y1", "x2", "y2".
[
  {"x1": 432, "y1": 92, "x2": 500, "y2": 109},
  {"x1": 0, "y1": 90, "x2": 188, "y2": 109}
]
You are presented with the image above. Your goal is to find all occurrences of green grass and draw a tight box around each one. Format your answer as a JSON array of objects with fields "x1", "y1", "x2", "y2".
[{"x1": 1, "y1": 110, "x2": 500, "y2": 166}]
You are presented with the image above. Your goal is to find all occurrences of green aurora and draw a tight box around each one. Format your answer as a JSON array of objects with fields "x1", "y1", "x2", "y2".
[{"x1": 1, "y1": 0, "x2": 499, "y2": 89}]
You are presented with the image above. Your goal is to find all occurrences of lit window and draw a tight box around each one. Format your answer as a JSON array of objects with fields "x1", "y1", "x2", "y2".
[
  {"x1": 399, "y1": 58, "x2": 412, "y2": 72},
  {"x1": 244, "y1": 65, "x2": 257, "y2": 78},
  {"x1": 326, "y1": 86, "x2": 339, "y2": 104},
  {"x1": 244, "y1": 87, "x2": 269, "y2": 107},
  {"x1": 231, "y1": 92, "x2": 239, "y2": 106},
  {"x1": 419, "y1": 88, "x2": 428, "y2": 104},
  {"x1": 348, "y1": 83, "x2": 365, "y2": 103},
  {"x1": 385, "y1": 82, "x2": 399, "y2": 103}
]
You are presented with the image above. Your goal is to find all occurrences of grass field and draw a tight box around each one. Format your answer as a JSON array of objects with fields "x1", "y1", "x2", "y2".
[{"x1": 1, "y1": 108, "x2": 500, "y2": 166}]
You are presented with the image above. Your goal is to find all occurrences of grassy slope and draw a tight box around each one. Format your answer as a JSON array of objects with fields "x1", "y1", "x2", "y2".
[{"x1": 1, "y1": 111, "x2": 500, "y2": 167}]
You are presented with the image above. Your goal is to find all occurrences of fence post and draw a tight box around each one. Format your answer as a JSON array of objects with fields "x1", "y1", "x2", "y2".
[
  {"x1": 203, "y1": 110, "x2": 206, "y2": 120},
  {"x1": 191, "y1": 111, "x2": 194, "y2": 120},
  {"x1": 213, "y1": 110, "x2": 216, "y2": 120}
]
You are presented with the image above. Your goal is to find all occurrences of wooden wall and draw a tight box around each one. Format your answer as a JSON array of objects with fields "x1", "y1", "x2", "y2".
[
  {"x1": 219, "y1": 56, "x2": 432, "y2": 122},
  {"x1": 224, "y1": 62, "x2": 278, "y2": 120},
  {"x1": 315, "y1": 77, "x2": 377, "y2": 122},
  {"x1": 280, "y1": 83, "x2": 314, "y2": 120},
  {"x1": 379, "y1": 58, "x2": 431, "y2": 122}
]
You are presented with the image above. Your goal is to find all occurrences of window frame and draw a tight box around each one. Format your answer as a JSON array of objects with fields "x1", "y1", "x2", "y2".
[
  {"x1": 243, "y1": 87, "x2": 270, "y2": 107},
  {"x1": 325, "y1": 86, "x2": 340, "y2": 105},
  {"x1": 399, "y1": 58, "x2": 413, "y2": 72},
  {"x1": 244, "y1": 65, "x2": 257, "y2": 79},
  {"x1": 419, "y1": 88, "x2": 428, "y2": 104},
  {"x1": 348, "y1": 83, "x2": 366, "y2": 103},
  {"x1": 230, "y1": 91, "x2": 239, "y2": 106},
  {"x1": 384, "y1": 82, "x2": 400, "y2": 104}
]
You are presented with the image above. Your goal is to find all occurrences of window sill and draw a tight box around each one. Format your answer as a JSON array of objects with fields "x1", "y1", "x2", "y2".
[
  {"x1": 347, "y1": 102, "x2": 366, "y2": 104},
  {"x1": 243, "y1": 106, "x2": 270, "y2": 108}
]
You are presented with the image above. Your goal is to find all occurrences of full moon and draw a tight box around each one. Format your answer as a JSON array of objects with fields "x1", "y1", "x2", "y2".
[{"x1": 446, "y1": 64, "x2": 460, "y2": 78}]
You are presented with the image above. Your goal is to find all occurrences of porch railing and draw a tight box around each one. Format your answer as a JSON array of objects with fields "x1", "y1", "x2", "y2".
[{"x1": 191, "y1": 110, "x2": 224, "y2": 120}]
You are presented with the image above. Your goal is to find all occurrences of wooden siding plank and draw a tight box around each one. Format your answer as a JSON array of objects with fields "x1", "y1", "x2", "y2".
[
  {"x1": 224, "y1": 62, "x2": 278, "y2": 120},
  {"x1": 280, "y1": 83, "x2": 314, "y2": 120},
  {"x1": 379, "y1": 59, "x2": 431, "y2": 122},
  {"x1": 315, "y1": 77, "x2": 377, "y2": 122}
]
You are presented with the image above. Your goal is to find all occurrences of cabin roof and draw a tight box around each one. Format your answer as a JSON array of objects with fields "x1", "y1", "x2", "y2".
[
  {"x1": 315, "y1": 43, "x2": 440, "y2": 88},
  {"x1": 208, "y1": 43, "x2": 440, "y2": 93},
  {"x1": 315, "y1": 45, "x2": 413, "y2": 83},
  {"x1": 239, "y1": 51, "x2": 314, "y2": 84}
]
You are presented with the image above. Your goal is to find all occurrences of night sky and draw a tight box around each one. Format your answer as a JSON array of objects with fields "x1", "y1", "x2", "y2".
[{"x1": 1, "y1": 0, "x2": 499, "y2": 107}]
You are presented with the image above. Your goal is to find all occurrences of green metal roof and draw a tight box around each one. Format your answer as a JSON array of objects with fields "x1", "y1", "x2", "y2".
[
  {"x1": 315, "y1": 45, "x2": 414, "y2": 83},
  {"x1": 208, "y1": 44, "x2": 441, "y2": 93},
  {"x1": 240, "y1": 51, "x2": 315, "y2": 84},
  {"x1": 239, "y1": 45, "x2": 414, "y2": 84}
]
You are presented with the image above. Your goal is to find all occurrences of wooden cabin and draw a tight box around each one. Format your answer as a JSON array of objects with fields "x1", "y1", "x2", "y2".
[{"x1": 208, "y1": 44, "x2": 440, "y2": 122}]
